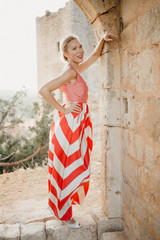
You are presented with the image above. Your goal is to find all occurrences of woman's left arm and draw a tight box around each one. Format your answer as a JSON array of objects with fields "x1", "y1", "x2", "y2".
[{"x1": 79, "y1": 31, "x2": 118, "y2": 73}]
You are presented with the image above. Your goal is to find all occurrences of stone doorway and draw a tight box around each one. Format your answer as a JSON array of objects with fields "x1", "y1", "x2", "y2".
[{"x1": 74, "y1": 0, "x2": 122, "y2": 219}]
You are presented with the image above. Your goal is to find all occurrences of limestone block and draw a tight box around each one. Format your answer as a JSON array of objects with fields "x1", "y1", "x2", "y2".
[
  {"x1": 100, "y1": 50, "x2": 121, "y2": 90},
  {"x1": 138, "y1": 167, "x2": 160, "y2": 207},
  {"x1": 153, "y1": 214, "x2": 160, "y2": 239},
  {"x1": 122, "y1": 222, "x2": 135, "y2": 240},
  {"x1": 21, "y1": 222, "x2": 46, "y2": 240},
  {"x1": 98, "y1": 219, "x2": 123, "y2": 240},
  {"x1": 0, "y1": 224, "x2": 20, "y2": 240},
  {"x1": 101, "y1": 231, "x2": 129, "y2": 240},
  {"x1": 74, "y1": 0, "x2": 118, "y2": 24},
  {"x1": 135, "y1": 134, "x2": 145, "y2": 163},
  {"x1": 122, "y1": 154, "x2": 138, "y2": 194},
  {"x1": 128, "y1": 50, "x2": 155, "y2": 92},
  {"x1": 45, "y1": 215, "x2": 97, "y2": 240},
  {"x1": 123, "y1": 182, "x2": 152, "y2": 227},
  {"x1": 106, "y1": 127, "x2": 122, "y2": 218},
  {"x1": 121, "y1": 49, "x2": 129, "y2": 84},
  {"x1": 123, "y1": 206, "x2": 141, "y2": 240},
  {"x1": 134, "y1": 96, "x2": 160, "y2": 141},
  {"x1": 101, "y1": 89, "x2": 120, "y2": 126},
  {"x1": 135, "y1": 5, "x2": 160, "y2": 46},
  {"x1": 122, "y1": 182, "x2": 132, "y2": 209},
  {"x1": 120, "y1": 0, "x2": 139, "y2": 25},
  {"x1": 122, "y1": 129, "x2": 129, "y2": 154},
  {"x1": 145, "y1": 144, "x2": 155, "y2": 168},
  {"x1": 120, "y1": 22, "x2": 134, "y2": 50},
  {"x1": 138, "y1": 225, "x2": 155, "y2": 240},
  {"x1": 99, "y1": 125, "x2": 108, "y2": 214},
  {"x1": 120, "y1": 89, "x2": 135, "y2": 129},
  {"x1": 123, "y1": 131, "x2": 145, "y2": 162}
]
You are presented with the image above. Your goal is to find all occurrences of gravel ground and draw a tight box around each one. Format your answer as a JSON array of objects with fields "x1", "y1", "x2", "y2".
[{"x1": 0, "y1": 144, "x2": 102, "y2": 224}]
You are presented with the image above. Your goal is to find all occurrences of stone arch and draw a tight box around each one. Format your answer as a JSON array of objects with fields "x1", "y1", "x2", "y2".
[{"x1": 74, "y1": 0, "x2": 122, "y2": 218}]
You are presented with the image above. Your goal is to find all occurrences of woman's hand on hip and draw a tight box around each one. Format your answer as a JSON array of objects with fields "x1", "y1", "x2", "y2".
[{"x1": 61, "y1": 102, "x2": 82, "y2": 114}]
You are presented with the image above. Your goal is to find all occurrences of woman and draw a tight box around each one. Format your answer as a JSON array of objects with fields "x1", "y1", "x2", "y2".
[{"x1": 39, "y1": 30, "x2": 118, "y2": 228}]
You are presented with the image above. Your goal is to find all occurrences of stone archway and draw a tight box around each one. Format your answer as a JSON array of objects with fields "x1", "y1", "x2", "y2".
[{"x1": 73, "y1": 0, "x2": 122, "y2": 219}]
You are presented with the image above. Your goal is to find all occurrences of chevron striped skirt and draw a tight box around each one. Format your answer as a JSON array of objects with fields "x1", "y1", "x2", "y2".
[{"x1": 47, "y1": 102, "x2": 93, "y2": 221}]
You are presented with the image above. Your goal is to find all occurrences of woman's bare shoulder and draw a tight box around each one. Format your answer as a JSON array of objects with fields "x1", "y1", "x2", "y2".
[{"x1": 61, "y1": 64, "x2": 77, "y2": 79}]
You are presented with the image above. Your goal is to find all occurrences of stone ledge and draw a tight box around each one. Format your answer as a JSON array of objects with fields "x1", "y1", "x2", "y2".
[
  {"x1": 46, "y1": 214, "x2": 98, "y2": 240},
  {"x1": 21, "y1": 222, "x2": 46, "y2": 240},
  {"x1": 91, "y1": 208, "x2": 124, "y2": 240},
  {"x1": 0, "y1": 224, "x2": 20, "y2": 240},
  {"x1": 101, "y1": 231, "x2": 129, "y2": 240},
  {"x1": 0, "y1": 214, "x2": 97, "y2": 240},
  {"x1": 0, "y1": 212, "x2": 130, "y2": 240}
]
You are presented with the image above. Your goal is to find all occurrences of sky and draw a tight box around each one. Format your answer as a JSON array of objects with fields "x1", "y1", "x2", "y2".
[{"x1": 0, "y1": 0, "x2": 69, "y2": 93}]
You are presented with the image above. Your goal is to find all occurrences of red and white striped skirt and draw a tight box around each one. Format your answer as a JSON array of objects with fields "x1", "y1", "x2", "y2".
[{"x1": 47, "y1": 102, "x2": 93, "y2": 221}]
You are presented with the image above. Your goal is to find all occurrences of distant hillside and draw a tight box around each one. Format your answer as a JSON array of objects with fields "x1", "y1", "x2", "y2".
[{"x1": 0, "y1": 89, "x2": 39, "y2": 119}]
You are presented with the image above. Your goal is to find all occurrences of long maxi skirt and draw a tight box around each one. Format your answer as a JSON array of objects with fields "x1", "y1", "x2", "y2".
[{"x1": 47, "y1": 102, "x2": 93, "y2": 221}]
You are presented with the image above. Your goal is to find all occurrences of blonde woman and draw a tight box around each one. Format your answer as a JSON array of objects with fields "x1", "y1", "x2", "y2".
[{"x1": 39, "y1": 30, "x2": 118, "y2": 228}]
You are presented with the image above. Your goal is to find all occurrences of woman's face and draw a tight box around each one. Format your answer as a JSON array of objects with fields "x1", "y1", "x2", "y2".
[{"x1": 64, "y1": 39, "x2": 84, "y2": 63}]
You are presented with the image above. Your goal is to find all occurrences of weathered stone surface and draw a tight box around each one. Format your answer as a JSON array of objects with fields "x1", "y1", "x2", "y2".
[
  {"x1": 153, "y1": 214, "x2": 160, "y2": 239},
  {"x1": 21, "y1": 222, "x2": 46, "y2": 240},
  {"x1": 46, "y1": 215, "x2": 97, "y2": 240},
  {"x1": 135, "y1": 134, "x2": 145, "y2": 163},
  {"x1": 144, "y1": 144, "x2": 155, "y2": 169},
  {"x1": 106, "y1": 127, "x2": 122, "y2": 218},
  {"x1": 101, "y1": 89, "x2": 121, "y2": 126},
  {"x1": 101, "y1": 231, "x2": 129, "y2": 240},
  {"x1": 122, "y1": 206, "x2": 141, "y2": 240},
  {"x1": 122, "y1": 154, "x2": 138, "y2": 194},
  {"x1": 138, "y1": 167, "x2": 160, "y2": 208},
  {"x1": 135, "y1": 4, "x2": 160, "y2": 45},
  {"x1": 75, "y1": 0, "x2": 119, "y2": 24},
  {"x1": 120, "y1": 89, "x2": 135, "y2": 129},
  {"x1": 128, "y1": 50, "x2": 155, "y2": 93},
  {"x1": 0, "y1": 224, "x2": 20, "y2": 240},
  {"x1": 98, "y1": 219, "x2": 123, "y2": 240},
  {"x1": 100, "y1": 50, "x2": 121, "y2": 90},
  {"x1": 122, "y1": 182, "x2": 152, "y2": 227}
]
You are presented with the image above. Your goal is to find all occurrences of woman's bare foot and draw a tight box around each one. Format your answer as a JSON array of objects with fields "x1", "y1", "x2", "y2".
[{"x1": 65, "y1": 218, "x2": 76, "y2": 224}]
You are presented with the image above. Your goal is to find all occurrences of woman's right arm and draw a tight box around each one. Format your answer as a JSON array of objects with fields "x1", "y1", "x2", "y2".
[{"x1": 39, "y1": 68, "x2": 81, "y2": 114}]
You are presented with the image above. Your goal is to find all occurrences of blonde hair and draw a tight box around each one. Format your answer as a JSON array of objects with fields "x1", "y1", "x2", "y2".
[{"x1": 60, "y1": 34, "x2": 79, "y2": 62}]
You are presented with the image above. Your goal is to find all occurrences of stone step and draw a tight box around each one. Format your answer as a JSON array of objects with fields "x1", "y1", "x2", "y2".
[
  {"x1": 101, "y1": 231, "x2": 129, "y2": 240},
  {"x1": 0, "y1": 209, "x2": 129, "y2": 240},
  {"x1": 45, "y1": 215, "x2": 97, "y2": 240},
  {"x1": 0, "y1": 214, "x2": 98, "y2": 240}
]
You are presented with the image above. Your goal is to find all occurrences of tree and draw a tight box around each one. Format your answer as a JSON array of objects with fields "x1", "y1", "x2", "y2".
[{"x1": 0, "y1": 90, "x2": 54, "y2": 174}]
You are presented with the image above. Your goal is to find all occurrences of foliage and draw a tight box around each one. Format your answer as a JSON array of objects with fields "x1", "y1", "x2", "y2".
[{"x1": 0, "y1": 90, "x2": 54, "y2": 174}]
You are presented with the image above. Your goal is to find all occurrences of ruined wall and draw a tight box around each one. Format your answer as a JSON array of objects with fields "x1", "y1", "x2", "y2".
[
  {"x1": 120, "y1": 1, "x2": 160, "y2": 239},
  {"x1": 36, "y1": 1, "x2": 71, "y2": 102}
]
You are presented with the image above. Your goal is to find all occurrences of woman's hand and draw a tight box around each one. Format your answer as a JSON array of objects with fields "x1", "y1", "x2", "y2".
[
  {"x1": 103, "y1": 30, "x2": 119, "y2": 42},
  {"x1": 61, "y1": 102, "x2": 82, "y2": 114}
]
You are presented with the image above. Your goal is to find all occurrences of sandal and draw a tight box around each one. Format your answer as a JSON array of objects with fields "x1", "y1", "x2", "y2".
[{"x1": 64, "y1": 219, "x2": 82, "y2": 229}]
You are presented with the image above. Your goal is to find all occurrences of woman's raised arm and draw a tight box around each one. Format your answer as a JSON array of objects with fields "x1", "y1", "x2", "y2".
[{"x1": 79, "y1": 31, "x2": 119, "y2": 73}]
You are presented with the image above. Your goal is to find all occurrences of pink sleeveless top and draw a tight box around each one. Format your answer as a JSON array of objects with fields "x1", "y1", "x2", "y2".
[{"x1": 59, "y1": 65, "x2": 88, "y2": 103}]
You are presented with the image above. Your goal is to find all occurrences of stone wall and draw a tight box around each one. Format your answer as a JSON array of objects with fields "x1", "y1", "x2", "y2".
[{"x1": 120, "y1": 1, "x2": 160, "y2": 239}]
